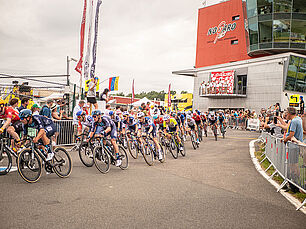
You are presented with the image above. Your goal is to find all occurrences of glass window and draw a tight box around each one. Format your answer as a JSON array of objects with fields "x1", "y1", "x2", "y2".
[
  {"x1": 246, "y1": 0, "x2": 258, "y2": 17},
  {"x1": 293, "y1": 0, "x2": 306, "y2": 13},
  {"x1": 274, "y1": 0, "x2": 292, "y2": 13},
  {"x1": 273, "y1": 20, "x2": 291, "y2": 42},
  {"x1": 248, "y1": 22, "x2": 259, "y2": 45},
  {"x1": 290, "y1": 20, "x2": 306, "y2": 43},
  {"x1": 296, "y1": 58, "x2": 306, "y2": 93},
  {"x1": 259, "y1": 21, "x2": 272, "y2": 42},
  {"x1": 257, "y1": 0, "x2": 273, "y2": 15},
  {"x1": 285, "y1": 56, "x2": 299, "y2": 91}
]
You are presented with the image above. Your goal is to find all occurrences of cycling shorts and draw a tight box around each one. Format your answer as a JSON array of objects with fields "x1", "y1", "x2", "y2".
[
  {"x1": 105, "y1": 127, "x2": 117, "y2": 140},
  {"x1": 195, "y1": 120, "x2": 201, "y2": 126},
  {"x1": 128, "y1": 125, "x2": 137, "y2": 132},
  {"x1": 167, "y1": 126, "x2": 177, "y2": 133},
  {"x1": 44, "y1": 123, "x2": 57, "y2": 138},
  {"x1": 145, "y1": 125, "x2": 157, "y2": 138},
  {"x1": 12, "y1": 121, "x2": 24, "y2": 135}
]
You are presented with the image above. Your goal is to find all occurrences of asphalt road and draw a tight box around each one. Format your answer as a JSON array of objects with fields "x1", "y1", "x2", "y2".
[{"x1": 1, "y1": 129, "x2": 306, "y2": 228}]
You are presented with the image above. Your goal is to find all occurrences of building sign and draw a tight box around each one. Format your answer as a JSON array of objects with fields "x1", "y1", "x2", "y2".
[
  {"x1": 289, "y1": 94, "x2": 300, "y2": 107},
  {"x1": 210, "y1": 70, "x2": 235, "y2": 94},
  {"x1": 207, "y1": 21, "x2": 237, "y2": 44}
]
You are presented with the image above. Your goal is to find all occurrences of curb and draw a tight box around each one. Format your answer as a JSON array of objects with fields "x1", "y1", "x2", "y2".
[{"x1": 249, "y1": 139, "x2": 306, "y2": 214}]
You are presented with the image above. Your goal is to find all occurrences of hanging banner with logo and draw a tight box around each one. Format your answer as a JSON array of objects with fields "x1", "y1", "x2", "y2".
[
  {"x1": 90, "y1": 0, "x2": 102, "y2": 79},
  {"x1": 75, "y1": 0, "x2": 87, "y2": 74},
  {"x1": 83, "y1": 0, "x2": 94, "y2": 80},
  {"x1": 109, "y1": 77, "x2": 119, "y2": 91},
  {"x1": 210, "y1": 70, "x2": 235, "y2": 94}
]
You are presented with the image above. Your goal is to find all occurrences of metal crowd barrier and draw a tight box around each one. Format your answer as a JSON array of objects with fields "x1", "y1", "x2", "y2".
[
  {"x1": 259, "y1": 132, "x2": 306, "y2": 210},
  {"x1": 53, "y1": 120, "x2": 75, "y2": 146},
  {"x1": 227, "y1": 117, "x2": 248, "y2": 130}
]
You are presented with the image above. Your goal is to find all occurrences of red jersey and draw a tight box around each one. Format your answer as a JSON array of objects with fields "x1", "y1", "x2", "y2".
[
  {"x1": 192, "y1": 114, "x2": 201, "y2": 122},
  {"x1": 154, "y1": 117, "x2": 163, "y2": 125},
  {"x1": 0, "y1": 107, "x2": 20, "y2": 123}
]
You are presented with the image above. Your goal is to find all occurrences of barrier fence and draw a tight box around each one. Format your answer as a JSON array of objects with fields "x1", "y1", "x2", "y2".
[
  {"x1": 258, "y1": 132, "x2": 306, "y2": 210},
  {"x1": 54, "y1": 120, "x2": 75, "y2": 146}
]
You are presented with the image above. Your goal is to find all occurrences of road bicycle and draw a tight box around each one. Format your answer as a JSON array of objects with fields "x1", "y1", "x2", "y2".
[
  {"x1": 163, "y1": 132, "x2": 186, "y2": 159},
  {"x1": 0, "y1": 133, "x2": 19, "y2": 175},
  {"x1": 220, "y1": 122, "x2": 226, "y2": 139},
  {"x1": 141, "y1": 134, "x2": 165, "y2": 166},
  {"x1": 190, "y1": 129, "x2": 199, "y2": 150},
  {"x1": 117, "y1": 132, "x2": 128, "y2": 149},
  {"x1": 93, "y1": 137, "x2": 128, "y2": 174},
  {"x1": 197, "y1": 124, "x2": 203, "y2": 142},
  {"x1": 211, "y1": 123, "x2": 218, "y2": 141},
  {"x1": 17, "y1": 136, "x2": 72, "y2": 183},
  {"x1": 78, "y1": 135, "x2": 101, "y2": 167}
]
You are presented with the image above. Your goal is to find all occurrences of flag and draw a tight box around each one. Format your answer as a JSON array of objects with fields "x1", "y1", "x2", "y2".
[
  {"x1": 168, "y1": 83, "x2": 171, "y2": 107},
  {"x1": 90, "y1": 0, "x2": 102, "y2": 79},
  {"x1": 109, "y1": 77, "x2": 119, "y2": 91},
  {"x1": 132, "y1": 79, "x2": 135, "y2": 103},
  {"x1": 83, "y1": 0, "x2": 94, "y2": 80},
  {"x1": 75, "y1": 0, "x2": 87, "y2": 74}
]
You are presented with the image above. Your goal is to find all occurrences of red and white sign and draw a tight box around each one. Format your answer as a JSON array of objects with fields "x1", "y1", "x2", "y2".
[{"x1": 210, "y1": 70, "x2": 235, "y2": 94}]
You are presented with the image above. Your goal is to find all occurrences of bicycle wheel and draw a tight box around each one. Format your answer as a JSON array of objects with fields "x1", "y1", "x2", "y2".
[
  {"x1": 180, "y1": 140, "x2": 186, "y2": 157},
  {"x1": 222, "y1": 126, "x2": 225, "y2": 139},
  {"x1": 78, "y1": 141, "x2": 94, "y2": 167},
  {"x1": 127, "y1": 137, "x2": 138, "y2": 159},
  {"x1": 213, "y1": 126, "x2": 218, "y2": 141},
  {"x1": 93, "y1": 146, "x2": 110, "y2": 174},
  {"x1": 118, "y1": 145, "x2": 128, "y2": 170},
  {"x1": 142, "y1": 144, "x2": 154, "y2": 166},
  {"x1": 52, "y1": 148, "x2": 72, "y2": 178},
  {"x1": 158, "y1": 143, "x2": 166, "y2": 163},
  {"x1": 191, "y1": 134, "x2": 197, "y2": 150},
  {"x1": 17, "y1": 148, "x2": 42, "y2": 183},
  {"x1": 198, "y1": 127, "x2": 203, "y2": 142},
  {"x1": 170, "y1": 139, "x2": 178, "y2": 159},
  {"x1": 0, "y1": 149, "x2": 12, "y2": 175}
]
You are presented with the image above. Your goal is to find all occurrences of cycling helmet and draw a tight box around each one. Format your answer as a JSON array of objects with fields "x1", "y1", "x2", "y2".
[
  {"x1": 187, "y1": 111, "x2": 192, "y2": 115},
  {"x1": 92, "y1": 110, "x2": 102, "y2": 116},
  {"x1": 153, "y1": 114, "x2": 158, "y2": 120},
  {"x1": 20, "y1": 109, "x2": 32, "y2": 119},
  {"x1": 109, "y1": 111, "x2": 114, "y2": 116},
  {"x1": 123, "y1": 111, "x2": 129, "y2": 116},
  {"x1": 186, "y1": 115, "x2": 191, "y2": 120},
  {"x1": 137, "y1": 112, "x2": 144, "y2": 118},
  {"x1": 163, "y1": 115, "x2": 170, "y2": 121},
  {"x1": 76, "y1": 111, "x2": 85, "y2": 117}
]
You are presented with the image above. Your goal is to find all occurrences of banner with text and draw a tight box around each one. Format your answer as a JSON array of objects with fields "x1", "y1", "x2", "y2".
[{"x1": 210, "y1": 70, "x2": 235, "y2": 94}]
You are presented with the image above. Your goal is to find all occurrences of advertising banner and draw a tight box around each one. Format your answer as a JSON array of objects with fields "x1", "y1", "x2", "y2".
[{"x1": 210, "y1": 70, "x2": 235, "y2": 94}]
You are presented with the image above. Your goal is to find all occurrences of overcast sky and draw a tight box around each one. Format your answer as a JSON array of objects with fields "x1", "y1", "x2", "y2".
[{"x1": 0, "y1": 0, "x2": 221, "y2": 94}]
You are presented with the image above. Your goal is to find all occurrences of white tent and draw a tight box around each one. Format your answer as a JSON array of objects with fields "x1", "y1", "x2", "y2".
[
  {"x1": 40, "y1": 93, "x2": 64, "y2": 102},
  {"x1": 131, "y1": 97, "x2": 157, "y2": 107}
]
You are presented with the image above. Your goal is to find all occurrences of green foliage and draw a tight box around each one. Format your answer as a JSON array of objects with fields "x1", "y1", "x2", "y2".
[{"x1": 115, "y1": 90, "x2": 167, "y2": 101}]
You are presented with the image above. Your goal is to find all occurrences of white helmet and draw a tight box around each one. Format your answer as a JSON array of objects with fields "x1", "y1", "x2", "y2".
[
  {"x1": 163, "y1": 115, "x2": 170, "y2": 121},
  {"x1": 137, "y1": 112, "x2": 144, "y2": 118}
]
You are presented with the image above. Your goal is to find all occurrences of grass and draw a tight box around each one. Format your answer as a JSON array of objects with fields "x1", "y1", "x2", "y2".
[{"x1": 254, "y1": 142, "x2": 306, "y2": 203}]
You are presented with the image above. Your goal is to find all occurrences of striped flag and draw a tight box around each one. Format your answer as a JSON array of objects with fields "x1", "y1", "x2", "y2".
[
  {"x1": 75, "y1": 0, "x2": 87, "y2": 74},
  {"x1": 109, "y1": 77, "x2": 119, "y2": 91}
]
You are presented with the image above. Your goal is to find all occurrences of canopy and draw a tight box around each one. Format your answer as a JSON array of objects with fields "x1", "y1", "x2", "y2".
[{"x1": 131, "y1": 97, "x2": 157, "y2": 107}]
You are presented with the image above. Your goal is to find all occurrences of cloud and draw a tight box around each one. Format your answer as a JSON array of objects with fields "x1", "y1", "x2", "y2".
[{"x1": 0, "y1": 0, "x2": 202, "y2": 94}]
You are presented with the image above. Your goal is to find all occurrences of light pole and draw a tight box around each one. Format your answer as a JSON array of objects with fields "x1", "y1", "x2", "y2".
[{"x1": 66, "y1": 56, "x2": 78, "y2": 86}]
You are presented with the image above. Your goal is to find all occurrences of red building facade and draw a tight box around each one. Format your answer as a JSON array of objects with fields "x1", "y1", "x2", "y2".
[{"x1": 195, "y1": 0, "x2": 252, "y2": 68}]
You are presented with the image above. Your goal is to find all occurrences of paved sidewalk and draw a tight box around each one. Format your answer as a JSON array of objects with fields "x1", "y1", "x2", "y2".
[{"x1": 1, "y1": 130, "x2": 306, "y2": 228}]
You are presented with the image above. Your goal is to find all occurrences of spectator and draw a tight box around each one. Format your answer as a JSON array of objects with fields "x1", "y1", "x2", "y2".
[
  {"x1": 263, "y1": 112, "x2": 283, "y2": 138},
  {"x1": 207, "y1": 81, "x2": 211, "y2": 94},
  {"x1": 40, "y1": 99, "x2": 53, "y2": 119},
  {"x1": 87, "y1": 77, "x2": 98, "y2": 110},
  {"x1": 56, "y1": 99, "x2": 71, "y2": 120},
  {"x1": 18, "y1": 98, "x2": 29, "y2": 112},
  {"x1": 283, "y1": 107, "x2": 303, "y2": 143},
  {"x1": 83, "y1": 103, "x2": 89, "y2": 115},
  {"x1": 51, "y1": 104, "x2": 63, "y2": 120},
  {"x1": 104, "y1": 104, "x2": 112, "y2": 116},
  {"x1": 300, "y1": 96, "x2": 304, "y2": 115},
  {"x1": 73, "y1": 100, "x2": 85, "y2": 125},
  {"x1": 302, "y1": 110, "x2": 306, "y2": 141},
  {"x1": 31, "y1": 104, "x2": 41, "y2": 115},
  {"x1": 100, "y1": 88, "x2": 110, "y2": 112}
]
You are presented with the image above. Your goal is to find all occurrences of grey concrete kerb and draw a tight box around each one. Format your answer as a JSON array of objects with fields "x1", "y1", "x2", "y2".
[{"x1": 249, "y1": 139, "x2": 306, "y2": 214}]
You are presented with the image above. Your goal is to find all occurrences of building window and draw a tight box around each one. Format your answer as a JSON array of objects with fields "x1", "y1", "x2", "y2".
[
  {"x1": 257, "y1": 0, "x2": 273, "y2": 15},
  {"x1": 274, "y1": 0, "x2": 292, "y2": 13},
  {"x1": 273, "y1": 20, "x2": 291, "y2": 42},
  {"x1": 259, "y1": 20, "x2": 272, "y2": 43},
  {"x1": 290, "y1": 20, "x2": 306, "y2": 43},
  {"x1": 232, "y1": 15, "x2": 240, "y2": 21},
  {"x1": 231, "y1": 39, "x2": 238, "y2": 45},
  {"x1": 293, "y1": 0, "x2": 306, "y2": 13},
  {"x1": 248, "y1": 20, "x2": 259, "y2": 45},
  {"x1": 285, "y1": 55, "x2": 306, "y2": 93},
  {"x1": 246, "y1": 0, "x2": 258, "y2": 17}
]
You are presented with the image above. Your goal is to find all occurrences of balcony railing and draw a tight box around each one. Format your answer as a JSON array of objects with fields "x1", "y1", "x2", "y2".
[{"x1": 199, "y1": 85, "x2": 247, "y2": 98}]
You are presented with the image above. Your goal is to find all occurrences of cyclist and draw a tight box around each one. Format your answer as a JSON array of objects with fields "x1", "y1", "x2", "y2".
[
  {"x1": 208, "y1": 111, "x2": 218, "y2": 133},
  {"x1": 192, "y1": 111, "x2": 202, "y2": 129},
  {"x1": 185, "y1": 115, "x2": 199, "y2": 143},
  {"x1": 88, "y1": 110, "x2": 122, "y2": 166},
  {"x1": 163, "y1": 115, "x2": 184, "y2": 151},
  {"x1": 19, "y1": 109, "x2": 56, "y2": 161},
  {"x1": 76, "y1": 110, "x2": 93, "y2": 135},
  {"x1": 137, "y1": 112, "x2": 163, "y2": 161},
  {"x1": 122, "y1": 111, "x2": 138, "y2": 136},
  {"x1": 109, "y1": 110, "x2": 121, "y2": 132},
  {"x1": 0, "y1": 98, "x2": 24, "y2": 152},
  {"x1": 218, "y1": 111, "x2": 226, "y2": 134}
]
